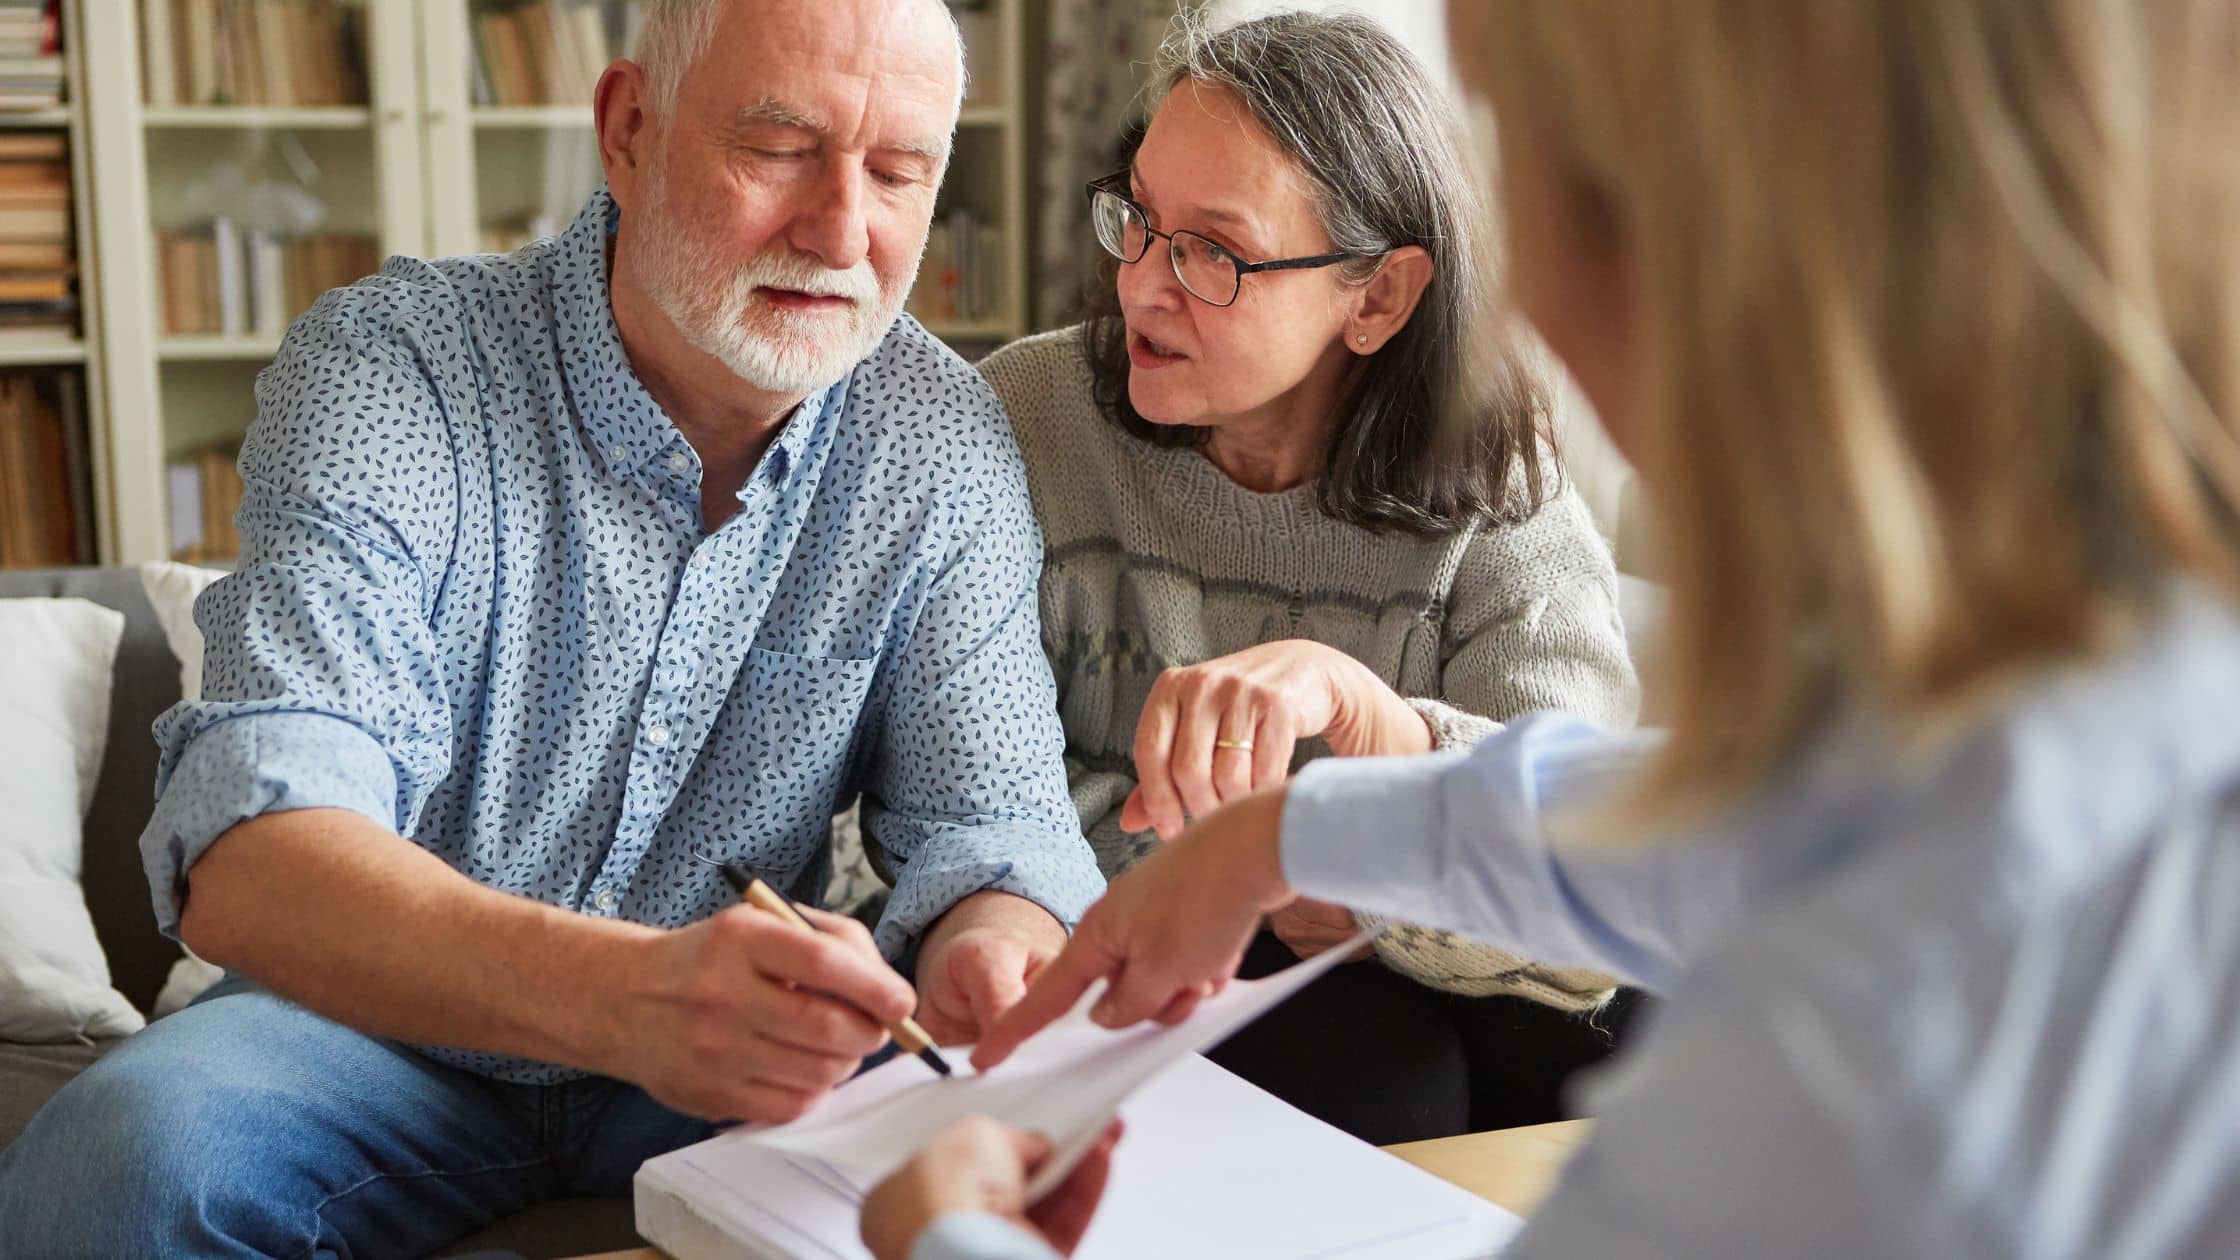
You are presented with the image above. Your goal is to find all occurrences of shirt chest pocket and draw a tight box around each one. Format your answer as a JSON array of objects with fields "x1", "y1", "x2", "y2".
[{"x1": 722, "y1": 647, "x2": 884, "y2": 819}]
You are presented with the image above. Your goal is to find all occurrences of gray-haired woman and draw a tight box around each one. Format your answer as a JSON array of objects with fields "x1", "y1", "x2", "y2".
[{"x1": 974, "y1": 11, "x2": 1641, "y2": 1147}]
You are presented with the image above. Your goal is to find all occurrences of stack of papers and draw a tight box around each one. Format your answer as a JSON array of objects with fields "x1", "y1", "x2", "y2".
[{"x1": 636, "y1": 937, "x2": 1523, "y2": 1259}]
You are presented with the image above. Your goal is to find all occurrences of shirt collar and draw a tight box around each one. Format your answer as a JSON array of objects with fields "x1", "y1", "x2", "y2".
[
  {"x1": 554, "y1": 186, "x2": 677, "y2": 481},
  {"x1": 553, "y1": 185, "x2": 853, "y2": 494}
]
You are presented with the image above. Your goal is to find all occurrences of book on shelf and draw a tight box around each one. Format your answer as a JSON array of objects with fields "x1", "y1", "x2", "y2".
[
  {"x1": 0, "y1": 270, "x2": 65, "y2": 301},
  {"x1": 165, "y1": 443, "x2": 244, "y2": 564},
  {"x1": 0, "y1": 202, "x2": 66, "y2": 238},
  {"x1": 0, "y1": 0, "x2": 59, "y2": 111},
  {"x1": 471, "y1": 1, "x2": 637, "y2": 108},
  {"x1": 0, "y1": 368, "x2": 91, "y2": 568},
  {"x1": 907, "y1": 209, "x2": 1005, "y2": 326},
  {"x1": 0, "y1": 132, "x2": 60, "y2": 161},
  {"x1": 0, "y1": 241, "x2": 65, "y2": 268},
  {"x1": 0, "y1": 126, "x2": 73, "y2": 338},
  {"x1": 154, "y1": 224, "x2": 378, "y2": 339},
  {"x1": 141, "y1": 0, "x2": 368, "y2": 108}
]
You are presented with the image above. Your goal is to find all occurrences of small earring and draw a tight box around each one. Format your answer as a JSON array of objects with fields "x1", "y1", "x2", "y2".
[{"x1": 1355, "y1": 333, "x2": 1369, "y2": 346}]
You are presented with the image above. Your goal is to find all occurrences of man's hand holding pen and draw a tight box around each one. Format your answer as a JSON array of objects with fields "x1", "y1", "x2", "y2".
[{"x1": 618, "y1": 900, "x2": 916, "y2": 1125}]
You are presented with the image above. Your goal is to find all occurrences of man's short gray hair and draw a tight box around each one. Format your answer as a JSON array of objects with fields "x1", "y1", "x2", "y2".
[{"x1": 633, "y1": 0, "x2": 969, "y2": 123}]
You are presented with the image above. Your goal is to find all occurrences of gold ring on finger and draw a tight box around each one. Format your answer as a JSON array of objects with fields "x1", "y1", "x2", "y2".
[{"x1": 1213, "y1": 738, "x2": 1255, "y2": 752}]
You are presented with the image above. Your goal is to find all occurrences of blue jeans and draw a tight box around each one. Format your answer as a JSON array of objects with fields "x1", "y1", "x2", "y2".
[{"x1": 0, "y1": 975, "x2": 716, "y2": 1259}]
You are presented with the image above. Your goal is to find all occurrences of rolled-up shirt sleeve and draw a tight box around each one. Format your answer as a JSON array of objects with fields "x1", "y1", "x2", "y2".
[
  {"x1": 1280, "y1": 711, "x2": 1748, "y2": 991},
  {"x1": 140, "y1": 286, "x2": 463, "y2": 939},
  {"x1": 860, "y1": 430, "x2": 1105, "y2": 955}
]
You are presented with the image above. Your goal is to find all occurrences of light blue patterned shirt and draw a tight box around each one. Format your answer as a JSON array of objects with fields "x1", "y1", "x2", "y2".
[{"x1": 140, "y1": 188, "x2": 1104, "y2": 1084}]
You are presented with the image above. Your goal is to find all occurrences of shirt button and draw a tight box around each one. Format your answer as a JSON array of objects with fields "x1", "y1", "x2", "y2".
[
  {"x1": 688, "y1": 551, "x2": 710, "y2": 570},
  {"x1": 667, "y1": 451, "x2": 692, "y2": 473},
  {"x1": 608, "y1": 443, "x2": 627, "y2": 463},
  {"x1": 646, "y1": 721, "x2": 671, "y2": 746},
  {"x1": 593, "y1": 888, "x2": 617, "y2": 912}
]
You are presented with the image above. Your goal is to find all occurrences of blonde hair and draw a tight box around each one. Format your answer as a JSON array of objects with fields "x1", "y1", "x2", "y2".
[{"x1": 1462, "y1": 1, "x2": 2240, "y2": 821}]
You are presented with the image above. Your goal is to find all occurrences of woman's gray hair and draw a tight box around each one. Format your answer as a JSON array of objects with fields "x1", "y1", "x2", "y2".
[
  {"x1": 1084, "y1": 6, "x2": 1554, "y2": 533},
  {"x1": 633, "y1": 0, "x2": 968, "y2": 122}
]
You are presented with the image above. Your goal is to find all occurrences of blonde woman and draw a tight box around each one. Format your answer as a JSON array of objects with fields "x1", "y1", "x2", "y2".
[{"x1": 866, "y1": 0, "x2": 2240, "y2": 1256}]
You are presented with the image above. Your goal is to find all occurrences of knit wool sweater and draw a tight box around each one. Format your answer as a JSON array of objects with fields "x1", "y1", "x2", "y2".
[{"x1": 980, "y1": 328, "x2": 1641, "y2": 1010}]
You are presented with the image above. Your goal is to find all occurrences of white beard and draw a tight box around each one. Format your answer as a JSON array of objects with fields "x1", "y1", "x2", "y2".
[{"x1": 631, "y1": 168, "x2": 915, "y2": 396}]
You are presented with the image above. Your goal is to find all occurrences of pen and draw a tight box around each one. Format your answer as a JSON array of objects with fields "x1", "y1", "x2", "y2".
[{"x1": 715, "y1": 862, "x2": 955, "y2": 1079}]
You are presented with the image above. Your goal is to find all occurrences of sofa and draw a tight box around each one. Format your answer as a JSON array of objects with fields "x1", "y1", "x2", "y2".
[{"x1": 0, "y1": 565, "x2": 645, "y2": 1259}]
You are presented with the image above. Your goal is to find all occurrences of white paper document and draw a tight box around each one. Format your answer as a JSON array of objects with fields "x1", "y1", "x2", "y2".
[{"x1": 636, "y1": 934, "x2": 1524, "y2": 1259}]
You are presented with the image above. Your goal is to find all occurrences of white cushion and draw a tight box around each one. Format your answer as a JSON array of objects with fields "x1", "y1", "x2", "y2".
[
  {"x1": 0, "y1": 597, "x2": 146, "y2": 1042},
  {"x1": 152, "y1": 952, "x2": 226, "y2": 1019},
  {"x1": 137, "y1": 563, "x2": 233, "y2": 1017},
  {"x1": 139, "y1": 561, "x2": 226, "y2": 701}
]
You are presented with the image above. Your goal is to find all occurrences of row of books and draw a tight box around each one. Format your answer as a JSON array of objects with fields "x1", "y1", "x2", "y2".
[
  {"x1": 154, "y1": 224, "x2": 379, "y2": 338},
  {"x1": 908, "y1": 210, "x2": 1006, "y2": 325},
  {"x1": 141, "y1": 0, "x2": 368, "y2": 108},
  {"x1": 0, "y1": 0, "x2": 60, "y2": 111},
  {"x1": 166, "y1": 444, "x2": 243, "y2": 565},
  {"x1": 471, "y1": 1, "x2": 643, "y2": 108},
  {"x1": 0, "y1": 368, "x2": 92, "y2": 569},
  {"x1": 0, "y1": 131, "x2": 73, "y2": 341}
]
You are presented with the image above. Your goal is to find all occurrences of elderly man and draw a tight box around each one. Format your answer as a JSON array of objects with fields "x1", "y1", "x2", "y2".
[{"x1": 0, "y1": 1, "x2": 1101, "y2": 1255}]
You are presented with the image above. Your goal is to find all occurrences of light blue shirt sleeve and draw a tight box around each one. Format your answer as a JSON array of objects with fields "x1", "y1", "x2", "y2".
[
  {"x1": 907, "y1": 1212, "x2": 1062, "y2": 1260},
  {"x1": 140, "y1": 296, "x2": 460, "y2": 939},
  {"x1": 861, "y1": 421, "x2": 1106, "y2": 954},
  {"x1": 1280, "y1": 710, "x2": 1747, "y2": 991},
  {"x1": 1283, "y1": 590, "x2": 2240, "y2": 1256}
]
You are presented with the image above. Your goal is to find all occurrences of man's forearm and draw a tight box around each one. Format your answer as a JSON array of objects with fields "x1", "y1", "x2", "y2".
[{"x1": 178, "y1": 807, "x2": 658, "y2": 1075}]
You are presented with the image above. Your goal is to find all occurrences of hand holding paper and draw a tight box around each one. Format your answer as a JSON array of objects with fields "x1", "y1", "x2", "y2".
[
  {"x1": 633, "y1": 925, "x2": 1524, "y2": 1260},
  {"x1": 859, "y1": 1116, "x2": 1123, "y2": 1260},
  {"x1": 975, "y1": 787, "x2": 1298, "y2": 1071},
  {"x1": 751, "y1": 923, "x2": 1379, "y2": 1200}
]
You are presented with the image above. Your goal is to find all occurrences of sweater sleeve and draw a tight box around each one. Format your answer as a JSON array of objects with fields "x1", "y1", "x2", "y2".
[
  {"x1": 1361, "y1": 487, "x2": 1641, "y2": 1004},
  {"x1": 1429, "y1": 488, "x2": 1640, "y2": 739}
]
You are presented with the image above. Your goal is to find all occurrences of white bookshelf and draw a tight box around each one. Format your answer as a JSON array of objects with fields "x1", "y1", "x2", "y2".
[
  {"x1": 81, "y1": 0, "x2": 423, "y2": 564},
  {"x1": 81, "y1": 0, "x2": 1035, "y2": 564},
  {"x1": 469, "y1": 105, "x2": 596, "y2": 129},
  {"x1": 932, "y1": 0, "x2": 1030, "y2": 348},
  {"x1": 141, "y1": 106, "x2": 373, "y2": 129},
  {"x1": 0, "y1": 333, "x2": 90, "y2": 366},
  {"x1": 156, "y1": 334, "x2": 287, "y2": 362}
]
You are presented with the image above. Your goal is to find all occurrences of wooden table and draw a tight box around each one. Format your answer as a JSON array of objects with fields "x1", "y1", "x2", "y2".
[
  {"x1": 572, "y1": 1118, "x2": 1591, "y2": 1259},
  {"x1": 1382, "y1": 1118, "x2": 1589, "y2": 1218}
]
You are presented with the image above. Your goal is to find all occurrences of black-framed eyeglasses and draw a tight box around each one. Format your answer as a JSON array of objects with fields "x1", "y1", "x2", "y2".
[{"x1": 1085, "y1": 172, "x2": 1365, "y2": 308}]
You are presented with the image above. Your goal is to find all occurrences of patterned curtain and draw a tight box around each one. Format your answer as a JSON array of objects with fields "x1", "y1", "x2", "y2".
[{"x1": 1033, "y1": 0, "x2": 1181, "y2": 326}]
